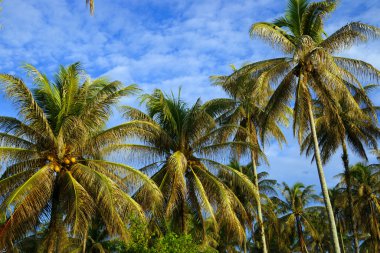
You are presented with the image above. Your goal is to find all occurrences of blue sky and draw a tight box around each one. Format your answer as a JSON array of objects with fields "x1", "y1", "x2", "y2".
[{"x1": 0, "y1": 0, "x2": 379, "y2": 190}]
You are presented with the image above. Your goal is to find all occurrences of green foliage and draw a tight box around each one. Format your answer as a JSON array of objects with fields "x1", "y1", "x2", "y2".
[{"x1": 150, "y1": 233, "x2": 199, "y2": 253}]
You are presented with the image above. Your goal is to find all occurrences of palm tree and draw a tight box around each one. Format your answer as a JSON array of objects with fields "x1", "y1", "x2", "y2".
[
  {"x1": 243, "y1": 1, "x2": 380, "y2": 251},
  {"x1": 344, "y1": 163, "x2": 380, "y2": 252},
  {"x1": 0, "y1": 63, "x2": 162, "y2": 251},
  {"x1": 300, "y1": 84, "x2": 380, "y2": 252},
  {"x1": 272, "y1": 182, "x2": 321, "y2": 253},
  {"x1": 210, "y1": 66, "x2": 290, "y2": 253},
  {"x1": 120, "y1": 89, "x2": 257, "y2": 249}
]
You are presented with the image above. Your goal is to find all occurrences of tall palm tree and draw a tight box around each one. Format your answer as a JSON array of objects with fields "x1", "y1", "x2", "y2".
[
  {"x1": 300, "y1": 84, "x2": 380, "y2": 252},
  {"x1": 242, "y1": 1, "x2": 380, "y2": 251},
  {"x1": 343, "y1": 163, "x2": 380, "y2": 252},
  {"x1": 120, "y1": 89, "x2": 257, "y2": 249},
  {"x1": 0, "y1": 63, "x2": 162, "y2": 251},
  {"x1": 272, "y1": 182, "x2": 321, "y2": 253},
  {"x1": 210, "y1": 66, "x2": 290, "y2": 253}
]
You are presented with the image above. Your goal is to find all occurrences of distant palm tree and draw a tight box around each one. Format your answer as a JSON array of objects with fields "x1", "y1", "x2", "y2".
[
  {"x1": 121, "y1": 89, "x2": 257, "y2": 249},
  {"x1": 210, "y1": 66, "x2": 290, "y2": 253},
  {"x1": 245, "y1": 1, "x2": 380, "y2": 251},
  {"x1": 0, "y1": 63, "x2": 162, "y2": 252},
  {"x1": 273, "y1": 182, "x2": 321, "y2": 253},
  {"x1": 346, "y1": 163, "x2": 380, "y2": 252}
]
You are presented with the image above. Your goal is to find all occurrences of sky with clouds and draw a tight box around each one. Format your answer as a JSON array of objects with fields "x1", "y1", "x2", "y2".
[{"x1": 0, "y1": 0, "x2": 379, "y2": 190}]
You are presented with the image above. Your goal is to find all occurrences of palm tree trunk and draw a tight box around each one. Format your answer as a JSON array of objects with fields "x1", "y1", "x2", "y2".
[
  {"x1": 306, "y1": 94, "x2": 341, "y2": 253},
  {"x1": 248, "y1": 122, "x2": 268, "y2": 253},
  {"x1": 296, "y1": 216, "x2": 306, "y2": 253},
  {"x1": 251, "y1": 157, "x2": 268, "y2": 253},
  {"x1": 181, "y1": 200, "x2": 187, "y2": 235},
  {"x1": 341, "y1": 140, "x2": 360, "y2": 253},
  {"x1": 82, "y1": 229, "x2": 88, "y2": 253},
  {"x1": 339, "y1": 221, "x2": 347, "y2": 253},
  {"x1": 48, "y1": 184, "x2": 62, "y2": 253}
]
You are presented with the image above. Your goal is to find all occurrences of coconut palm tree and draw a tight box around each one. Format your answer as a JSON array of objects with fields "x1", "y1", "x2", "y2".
[
  {"x1": 120, "y1": 89, "x2": 257, "y2": 249},
  {"x1": 272, "y1": 182, "x2": 322, "y2": 253},
  {"x1": 343, "y1": 163, "x2": 380, "y2": 252},
  {"x1": 300, "y1": 84, "x2": 380, "y2": 252},
  {"x1": 209, "y1": 66, "x2": 290, "y2": 253},
  {"x1": 0, "y1": 63, "x2": 162, "y2": 252},
  {"x1": 242, "y1": 1, "x2": 380, "y2": 251}
]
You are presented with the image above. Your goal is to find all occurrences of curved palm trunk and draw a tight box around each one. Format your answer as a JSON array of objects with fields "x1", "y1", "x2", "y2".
[
  {"x1": 248, "y1": 122, "x2": 268, "y2": 253},
  {"x1": 306, "y1": 90, "x2": 341, "y2": 253},
  {"x1": 341, "y1": 140, "x2": 360, "y2": 253}
]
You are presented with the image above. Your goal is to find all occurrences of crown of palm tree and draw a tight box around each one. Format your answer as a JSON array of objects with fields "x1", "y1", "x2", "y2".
[
  {"x1": 243, "y1": 0, "x2": 380, "y2": 142},
  {"x1": 120, "y1": 89, "x2": 258, "y2": 247},
  {"x1": 272, "y1": 182, "x2": 322, "y2": 252},
  {"x1": 0, "y1": 63, "x2": 162, "y2": 250},
  {"x1": 301, "y1": 84, "x2": 380, "y2": 163}
]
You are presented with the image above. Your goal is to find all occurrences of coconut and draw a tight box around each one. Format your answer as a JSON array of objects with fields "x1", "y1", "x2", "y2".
[
  {"x1": 70, "y1": 157, "x2": 76, "y2": 163},
  {"x1": 64, "y1": 158, "x2": 70, "y2": 164},
  {"x1": 54, "y1": 165, "x2": 61, "y2": 173}
]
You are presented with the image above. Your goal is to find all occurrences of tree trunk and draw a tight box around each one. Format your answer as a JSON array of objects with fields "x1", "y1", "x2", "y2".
[
  {"x1": 181, "y1": 200, "x2": 187, "y2": 235},
  {"x1": 296, "y1": 216, "x2": 306, "y2": 253},
  {"x1": 82, "y1": 229, "x2": 88, "y2": 253},
  {"x1": 251, "y1": 157, "x2": 268, "y2": 253},
  {"x1": 248, "y1": 121, "x2": 268, "y2": 253},
  {"x1": 47, "y1": 184, "x2": 62, "y2": 253},
  {"x1": 339, "y1": 221, "x2": 347, "y2": 253},
  {"x1": 341, "y1": 140, "x2": 360, "y2": 253},
  {"x1": 306, "y1": 94, "x2": 341, "y2": 253}
]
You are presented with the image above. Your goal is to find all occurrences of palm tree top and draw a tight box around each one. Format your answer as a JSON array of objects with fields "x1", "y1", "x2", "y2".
[{"x1": 0, "y1": 63, "x2": 161, "y2": 249}]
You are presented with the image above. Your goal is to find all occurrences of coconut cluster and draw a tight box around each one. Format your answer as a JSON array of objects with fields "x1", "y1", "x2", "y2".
[{"x1": 47, "y1": 154, "x2": 77, "y2": 173}]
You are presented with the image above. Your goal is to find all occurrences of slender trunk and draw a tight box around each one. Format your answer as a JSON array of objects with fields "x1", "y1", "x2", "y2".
[
  {"x1": 339, "y1": 221, "x2": 346, "y2": 253},
  {"x1": 296, "y1": 216, "x2": 306, "y2": 253},
  {"x1": 248, "y1": 121, "x2": 268, "y2": 253},
  {"x1": 181, "y1": 200, "x2": 187, "y2": 235},
  {"x1": 82, "y1": 229, "x2": 88, "y2": 253},
  {"x1": 251, "y1": 157, "x2": 268, "y2": 253},
  {"x1": 306, "y1": 90, "x2": 341, "y2": 253},
  {"x1": 341, "y1": 140, "x2": 360, "y2": 253}
]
